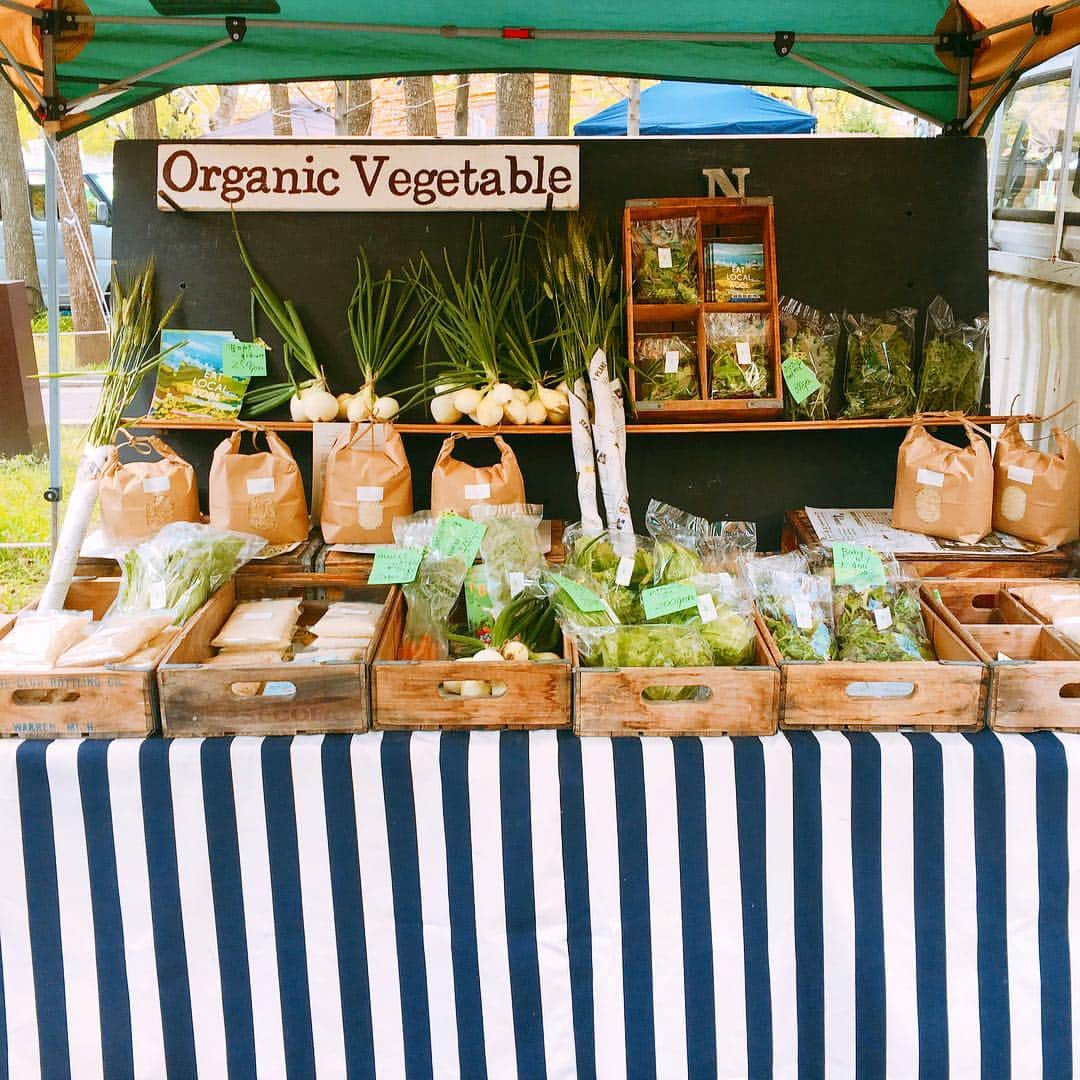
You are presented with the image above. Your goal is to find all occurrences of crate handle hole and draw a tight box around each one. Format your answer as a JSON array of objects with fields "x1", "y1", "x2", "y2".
[
  {"x1": 970, "y1": 594, "x2": 998, "y2": 610},
  {"x1": 229, "y1": 680, "x2": 297, "y2": 699},
  {"x1": 12, "y1": 688, "x2": 79, "y2": 706},
  {"x1": 1061, "y1": 683, "x2": 1080, "y2": 700},
  {"x1": 437, "y1": 681, "x2": 510, "y2": 699},
  {"x1": 641, "y1": 685, "x2": 713, "y2": 703},
  {"x1": 844, "y1": 680, "x2": 915, "y2": 700}
]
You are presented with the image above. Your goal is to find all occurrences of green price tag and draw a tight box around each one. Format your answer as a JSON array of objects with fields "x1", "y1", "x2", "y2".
[
  {"x1": 781, "y1": 355, "x2": 822, "y2": 405},
  {"x1": 832, "y1": 542, "x2": 886, "y2": 588},
  {"x1": 222, "y1": 340, "x2": 267, "y2": 378},
  {"x1": 641, "y1": 582, "x2": 697, "y2": 621},
  {"x1": 368, "y1": 545, "x2": 423, "y2": 586},
  {"x1": 431, "y1": 513, "x2": 486, "y2": 566},
  {"x1": 548, "y1": 572, "x2": 607, "y2": 614}
]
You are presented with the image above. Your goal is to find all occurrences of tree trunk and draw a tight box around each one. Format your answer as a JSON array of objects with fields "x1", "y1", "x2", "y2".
[
  {"x1": 547, "y1": 74, "x2": 571, "y2": 136},
  {"x1": 56, "y1": 135, "x2": 107, "y2": 366},
  {"x1": 346, "y1": 80, "x2": 373, "y2": 136},
  {"x1": 454, "y1": 74, "x2": 469, "y2": 136},
  {"x1": 627, "y1": 79, "x2": 641, "y2": 137},
  {"x1": 0, "y1": 81, "x2": 42, "y2": 312},
  {"x1": 496, "y1": 73, "x2": 534, "y2": 136},
  {"x1": 208, "y1": 86, "x2": 239, "y2": 132},
  {"x1": 402, "y1": 76, "x2": 437, "y2": 136},
  {"x1": 132, "y1": 100, "x2": 160, "y2": 140},
  {"x1": 805, "y1": 87, "x2": 817, "y2": 115},
  {"x1": 269, "y1": 83, "x2": 292, "y2": 136}
]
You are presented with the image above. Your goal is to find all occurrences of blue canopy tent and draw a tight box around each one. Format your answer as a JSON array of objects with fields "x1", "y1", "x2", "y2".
[{"x1": 575, "y1": 81, "x2": 817, "y2": 136}]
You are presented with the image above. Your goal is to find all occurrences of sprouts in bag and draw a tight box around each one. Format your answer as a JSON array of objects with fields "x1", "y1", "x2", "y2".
[
  {"x1": 634, "y1": 332, "x2": 699, "y2": 401},
  {"x1": 706, "y1": 312, "x2": 770, "y2": 398},
  {"x1": 842, "y1": 308, "x2": 918, "y2": 418},
  {"x1": 630, "y1": 216, "x2": 698, "y2": 303},
  {"x1": 917, "y1": 296, "x2": 988, "y2": 414},
  {"x1": 779, "y1": 298, "x2": 840, "y2": 420}
]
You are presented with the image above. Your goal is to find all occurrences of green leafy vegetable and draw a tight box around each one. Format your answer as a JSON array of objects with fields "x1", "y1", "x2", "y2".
[
  {"x1": 834, "y1": 582, "x2": 935, "y2": 661},
  {"x1": 917, "y1": 297, "x2": 988, "y2": 415},
  {"x1": 653, "y1": 538, "x2": 704, "y2": 585},
  {"x1": 635, "y1": 333, "x2": 698, "y2": 401},
  {"x1": 631, "y1": 217, "x2": 698, "y2": 303},
  {"x1": 700, "y1": 607, "x2": 757, "y2": 666},
  {"x1": 843, "y1": 308, "x2": 917, "y2": 418},
  {"x1": 780, "y1": 299, "x2": 840, "y2": 420},
  {"x1": 757, "y1": 592, "x2": 836, "y2": 661},
  {"x1": 491, "y1": 590, "x2": 561, "y2": 653},
  {"x1": 706, "y1": 312, "x2": 770, "y2": 398}
]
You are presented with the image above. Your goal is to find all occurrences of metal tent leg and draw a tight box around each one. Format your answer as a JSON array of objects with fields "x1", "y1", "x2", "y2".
[{"x1": 45, "y1": 132, "x2": 60, "y2": 549}]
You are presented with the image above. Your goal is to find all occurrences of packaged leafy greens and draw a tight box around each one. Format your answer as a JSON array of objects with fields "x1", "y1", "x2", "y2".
[
  {"x1": 834, "y1": 578, "x2": 935, "y2": 662},
  {"x1": 575, "y1": 623, "x2": 714, "y2": 700},
  {"x1": 692, "y1": 573, "x2": 758, "y2": 666},
  {"x1": 917, "y1": 295, "x2": 988, "y2": 414},
  {"x1": 631, "y1": 216, "x2": 699, "y2": 303},
  {"x1": 842, "y1": 308, "x2": 918, "y2": 418},
  {"x1": 645, "y1": 499, "x2": 756, "y2": 576},
  {"x1": 634, "y1": 332, "x2": 699, "y2": 401},
  {"x1": 706, "y1": 312, "x2": 770, "y2": 398},
  {"x1": 779, "y1": 297, "x2": 840, "y2": 420},
  {"x1": 470, "y1": 503, "x2": 545, "y2": 613},
  {"x1": 745, "y1": 553, "x2": 836, "y2": 662},
  {"x1": 563, "y1": 524, "x2": 654, "y2": 623}
]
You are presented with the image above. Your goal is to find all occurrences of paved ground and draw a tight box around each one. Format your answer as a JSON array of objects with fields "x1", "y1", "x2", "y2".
[{"x1": 39, "y1": 376, "x2": 102, "y2": 427}]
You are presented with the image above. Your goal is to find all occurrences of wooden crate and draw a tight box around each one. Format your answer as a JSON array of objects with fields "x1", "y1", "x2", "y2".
[
  {"x1": 371, "y1": 592, "x2": 571, "y2": 730},
  {"x1": 158, "y1": 574, "x2": 393, "y2": 736},
  {"x1": 571, "y1": 618, "x2": 780, "y2": 736},
  {"x1": 624, "y1": 196, "x2": 784, "y2": 422},
  {"x1": 764, "y1": 600, "x2": 986, "y2": 731},
  {"x1": 236, "y1": 528, "x2": 322, "y2": 578},
  {"x1": 1008, "y1": 580, "x2": 1080, "y2": 627},
  {"x1": 920, "y1": 579, "x2": 1044, "y2": 627},
  {"x1": 0, "y1": 578, "x2": 177, "y2": 738}
]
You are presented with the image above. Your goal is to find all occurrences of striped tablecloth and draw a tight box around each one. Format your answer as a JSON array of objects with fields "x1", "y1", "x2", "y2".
[{"x1": 0, "y1": 731, "x2": 1073, "y2": 1078}]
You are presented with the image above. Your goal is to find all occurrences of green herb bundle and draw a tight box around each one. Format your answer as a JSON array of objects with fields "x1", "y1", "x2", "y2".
[
  {"x1": 842, "y1": 308, "x2": 918, "y2": 418},
  {"x1": 779, "y1": 298, "x2": 840, "y2": 421},
  {"x1": 917, "y1": 296, "x2": 988, "y2": 414},
  {"x1": 631, "y1": 216, "x2": 698, "y2": 303},
  {"x1": 706, "y1": 312, "x2": 769, "y2": 398}
]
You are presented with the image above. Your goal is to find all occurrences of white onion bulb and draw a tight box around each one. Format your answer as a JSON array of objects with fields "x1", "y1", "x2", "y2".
[
  {"x1": 475, "y1": 393, "x2": 504, "y2": 427},
  {"x1": 525, "y1": 399, "x2": 547, "y2": 425},
  {"x1": 502, "y1": 398, "x2": 528, "y2": 425},
  {"x1": 430, "y1": 392, "x2": 462, "y2": 424},
  {"x1": 453, "y1": 387, "x2": 483, "y2": 414},
  {"x1": 372, "y1": 396, "x2": 400, "y2": 421}
]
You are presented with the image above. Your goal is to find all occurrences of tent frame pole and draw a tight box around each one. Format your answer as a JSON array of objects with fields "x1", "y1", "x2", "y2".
[
  {"x1": 0, "y1": 37, "x2": 46, "y2": 110},
  {"x1": 43, "y1": 12, "x2": 61, "y2": 545},
  {"x1": 0, "y1": 0, "x2": 39, "y2": 16},
  {"x1": 971, "y1": 0, "x2": 1080, "y2": 41},
  {"x1": 963, "y1": 30, "x2": 1043, "y2": 131}
]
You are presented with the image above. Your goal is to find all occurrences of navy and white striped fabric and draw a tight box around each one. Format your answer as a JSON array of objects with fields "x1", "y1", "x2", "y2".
[{"x1": 0, "y1": 731, "x2": 1073, "y2": 1078}]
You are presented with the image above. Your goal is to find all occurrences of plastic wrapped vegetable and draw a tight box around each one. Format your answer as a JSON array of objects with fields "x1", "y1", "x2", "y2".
[
  {"x1": 631, "y1": 216, "x2": 698, "y2": 303},
  {"x1": 400, "y1": 552, "x2": 470, "y2": 659},
  {"x1": 634, "y1": 332, "x2": 698, "y2": 401},
  {"x1": 917, "y1": 296, "x2": 988, "y2": 415},
  {"x1": 644, "y1": 499, "x2": 706, "y2": 584},
  {"x1": 842, "y1": 308, "x2": 917, "y2": 418},
  {"x1": 706, "y1": 312, "x2": 770, "y2": 398},
  {"x1": 564, "y1": 524, "x2": 654, "y2": 623},
  {"x1": 834, "y1": 578, "x2": 935, "y2": 662},
  {"x1": 779, "y1": 297, "x2": 840, "y2": 420},
  {"x1": 542, "y1": 565, "x2": 618, "y2": 632},
  {"x1": 693, "y1": 573, "x2": 758, "y2": 665},
  {"x1": 745, "y1": 554, "x2": 835, "y2": 661},
  {"x1": 471, "y1": 503, "x2": 545, "y2": 613}
]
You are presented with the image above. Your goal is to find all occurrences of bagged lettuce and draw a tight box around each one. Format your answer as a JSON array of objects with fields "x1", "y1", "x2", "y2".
[
  {"x1": 779, "y1": 298, "x2": 840, "y2": 420},
  {"x1": 833, "y1": 578, "x2": 935, "y2": 662},
  {"x1": 917, "y1": 296, "x2": 987, "y2": 415},
  {"x1": 745, "y1": 554, "x2": 836, "y2": 661},
  {"x1": 635, "y1": 332, "x2": 699, "y2": 401},
  {"x1": 843, "y1": 307, "x2": 917, "y2": 418}
]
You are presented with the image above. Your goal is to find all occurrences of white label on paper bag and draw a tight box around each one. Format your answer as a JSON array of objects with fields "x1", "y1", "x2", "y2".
[
  {"x1": 356, "y1": 485, "x2": 384, "y2": 503},
  {"x1": 142, "y1": 475, "x2": 171, "y2": 494},
  {"x1": 873, "y1": 605, "x2": 893, "y2": 631},
  {"x1": 464, "y1": 483, "x2": 491, "y2": 501},
  {"x1": 657, "y1": 246, "x2": 672, "y2": 269},
  {"x1": 794, "y1": 599, "x2": 813, "y2": 630},
  {"x1": 916, "y1": 468, "x2": 945, "y2": 488},
  {"x1": 149, "y1": 583, "x2": 167, "y2": 610},
  {"x1": 615, "y1": 556, "x2": 635, "y2": 587},
  {"x1": 664, "y1": 350, "x2": 680, "y2": 374},
  {"x1": 507, "y1": 571, "x2": 526, "y2": 598},
  {"x1": 1007, "y1": 465, "x2": 1035, "y2": 485},
  {"x1": 697, "y1": 593, "x2": 718, "y2": 623},
  {"x1": 247, "y1": 476, "x2": 275, "y2": 495},
  {"x1": 735, "y1": 341, "x2": 752, "y2": 367}
]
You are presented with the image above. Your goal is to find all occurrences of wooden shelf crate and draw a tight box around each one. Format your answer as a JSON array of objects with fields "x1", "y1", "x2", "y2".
[
  {"x1": 1008, "y1": 580, "x2": 1080, "y2": 628},
  {"x1": 763, "y1": 599, "x2": 986, "y2": 731},
  {"x1": 571, "y1": 617, "x2": 780, "y2": 737},
  {"x1": 371, "y1": 592, "x2": 571, "y2": 731},
  {"x1": 624, "y1": 196, "x2": 783, "y2": 422},
  {"x1": 0, "y1": 578, "x2": 179, "y2": 738},
  {"x1": 157, "y1": 573, "x2": 394, "y2": 736}
]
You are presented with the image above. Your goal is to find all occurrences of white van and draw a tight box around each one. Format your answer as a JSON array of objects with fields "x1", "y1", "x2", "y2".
[{"x1": 0, "y1": 170, "x2": 112, "y2": 308}]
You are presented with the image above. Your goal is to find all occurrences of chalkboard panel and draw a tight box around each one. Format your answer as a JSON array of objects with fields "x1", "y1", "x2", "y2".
[{"x1": 113, "y1": 137, "x2": 988, "y2": 547}]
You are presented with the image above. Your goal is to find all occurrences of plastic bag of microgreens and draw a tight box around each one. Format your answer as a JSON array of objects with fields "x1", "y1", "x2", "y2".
[
  {"x1": 779, "y1": 298, "x2": 840, "y2": 421},
  {"x1": 631, "y1": 216, "x2": 699, "y2": 303},
  {"x1": 644, "y1": 499, "x2": 707, "y2": 584},
  {"x1": 112, "y1": 522, "x2": 265, "y2": 626},
  {"x1": 470, "y1": 503, "x2": 545, "y2": 614},
  {"x1": 563, "y1": 523, "x2": 655, "y2": 623},
  {"x1": 634, "y1": 332, "x2": 699, "y2": 401},
  {"x1": 706, "y1": 312, "x2": 770, "y2": 398},
  {"x1": 842, "y1": 307, "x2": 918, "y2": 418},
  {"x1": 917, "y1": 296, "x2": 988, "y2": 415},
  {"x1": 745, "y1": 553, "x2": 836, "y2": 661}
]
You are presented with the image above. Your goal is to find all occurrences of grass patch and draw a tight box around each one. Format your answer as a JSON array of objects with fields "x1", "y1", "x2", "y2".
[{"x1": 30, "y1": 311, "x2": 74, "y2": 334}]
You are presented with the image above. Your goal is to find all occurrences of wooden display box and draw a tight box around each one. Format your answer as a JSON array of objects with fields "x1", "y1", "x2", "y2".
[
  {"x1": 762, "y1": 599, "x2": 986, "y2": 731},
  {"x1": 570, "y1": 618, "x2": 780, "y2": 736},
  {"x1": 624, "y1": 196, "x2": 783, "y2": 422},
  {"x1": 1009, "y1": 580, "x2": 1080, "y2": 627},
  {"x1": 0, "y1": 578, "x2": 178, "y2": 738},
  {"x1": 371, "y1": 592, "x2": 571, "y2": 730},
  {"x1": 158, "y1": 573, "x2": 393, "y2": 736}
]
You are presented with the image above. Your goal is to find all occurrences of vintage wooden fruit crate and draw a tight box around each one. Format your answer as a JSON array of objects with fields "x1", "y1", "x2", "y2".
[
  {"x1": 157, "y1": 573, "x2": 393, "y2": 736},
  {"x1": 570, "y1": 617, "x2": 780, "y2": 737},
  {"x1": 763, "y1": 599, "x2": 986, "y2": 731},
  {"x1": 370, "y1": 591, "x2": 571, "y2": 731},
  {"x1": 0, "y1": 578, "x2": 178, "y2": 738}
]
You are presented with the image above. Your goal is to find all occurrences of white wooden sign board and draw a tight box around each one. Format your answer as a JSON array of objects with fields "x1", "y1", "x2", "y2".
[{"x1": 156, "y1": 143, "x2": 580, "y2": 212}]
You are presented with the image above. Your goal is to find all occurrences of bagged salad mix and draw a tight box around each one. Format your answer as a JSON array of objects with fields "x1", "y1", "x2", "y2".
[
  {"x1": 779, "y1": 298, "x2": 840, "y2": 420},
  {"x1": 917, "y1": 296, "x2": 988, "y2": 414},
  {"x1": 842, "y1": 307, "x2": 918, "y2": 418},
  {"x1": 634, "y1": 331, "x2": 699, "y2": 401},
  {"x1": 746, "y1": 553, "x2": 836, "y2": 661},
  {"x1": 706, "y1": 312, "x2": 770, "y2": 398},
  {"x1": 630, "y1": 216, "x2": 699, "y2": 303}
]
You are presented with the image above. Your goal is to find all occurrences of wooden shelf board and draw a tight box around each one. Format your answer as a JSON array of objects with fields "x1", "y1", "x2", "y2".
[
  {"x1": 630, "y1": 302, "x2": 699, "y2": 323},
  {"x1": 703, "y1": 301, "x2": 771, "y2": 313}
]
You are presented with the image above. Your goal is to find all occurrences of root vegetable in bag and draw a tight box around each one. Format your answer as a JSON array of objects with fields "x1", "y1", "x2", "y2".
[
  {"x1": 321, "y1": 423, "x2": 412, "y2": 544},
  {"x1": 892, "y1": 420, "x2": 993, "y2": 544},
  {"x1": 992, "y1": 418, "x2": 1080, "y2": 547},
  {"x1": 209, "y1": 428, "x2": 309, "y2": 545},
  {"x1": 430, "y1": 434, "x2": 525, "y2": 516}
]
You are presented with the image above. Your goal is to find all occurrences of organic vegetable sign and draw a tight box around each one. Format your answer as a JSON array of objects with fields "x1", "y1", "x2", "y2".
[{"x1": 157, "y1": 143, "x2": 580, "y2": 212}]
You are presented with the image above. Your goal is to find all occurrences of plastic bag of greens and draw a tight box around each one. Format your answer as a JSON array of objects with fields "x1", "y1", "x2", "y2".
[
  {"x1": 541, "y1": 565, "x2": 618, "y2": 632},
  {"x1": 692, "y1": 572, "x2": 758, "y2": 666},
  {"x1": 700, "y1": 520, "x2": 758, "y2": 573},
  {"x1": 745, "y1": 554, "x2": 835, "y2": 661},
  {"x1": 779, "y1": 297, "x2": 840, "y2": 420},
  {"x1": 631, "y1": 216, "x2": 698, "y2": 303},
  {"x1": 917, "y1": 296, "x2": 988, "y2": 415},
  {"x1": 842, "y1": 307, "x2": 918, "y2": 418},
  {"x1": 706, "y1": 312, "x2": 770, "y2": 398},
  {"x1": 563, "y1": 523, "x2": 654, "y2": 622},
  {"x1": 634, "y1": 332, "x2": 699, "y2": 401},
  {"x1": 834, "y1": 577, "x2": 935, "y2": 662},
  {"x1": 644, "y1": 499, "x2": 707, "y2": 584},
  {"x1": 112, "y1": 522, "x2": 265, "y2": 625},
  {"x1": 470, "y1": 503, "x2": 545, "y2": 613}
]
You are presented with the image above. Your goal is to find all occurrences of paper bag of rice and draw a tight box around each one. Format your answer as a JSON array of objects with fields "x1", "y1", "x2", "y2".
[
  {"x1": 892, "y1": 420, "x2": 992, "y2": 544},
  {"x1": 992, "y1": 419, "x2": 1080, "y2": 548},
  {"x1": 430, "y1": 434, "x2": 525, "y2": 516},
  {"x1": 211, "y1": 598, "x2": 302, "y2": 650}
]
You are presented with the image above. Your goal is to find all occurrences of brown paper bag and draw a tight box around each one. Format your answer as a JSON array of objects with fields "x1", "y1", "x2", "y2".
[
  {"x1": 992, "y1": 419, "x2": 1080, "y2": 547},
  {"x1": 208, "y1": 428, "x2": 309, "y2": 544},
  {"x1": 99, "y1": 433, "x2": 200, "y2": 544},
  {"x1": 430, "y1": 434, "x2": 525, "y2": 516},
  {"x1": 321, "y1": 423, "x2": 413, "y2": 544},
  {"x1": 892, "y1": 420, "x2": 993, "y2": 544}
]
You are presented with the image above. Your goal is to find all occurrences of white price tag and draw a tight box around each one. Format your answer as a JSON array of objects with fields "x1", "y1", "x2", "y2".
[
  {"x1": 464, "y1": 483, "x2": 491, "y2": 501},
  {"x1": 997, "y1": 651, "x2": 1013, "y2": 662},
  {"x1": 247, "y1": 476, "x2": 275, "y2": 495},
  {"x1": 664, "y1": 350, "x2": 680, "y2": 374},
  {"x1": 657, "y1": 246, "x2": 673, "y2": 269},
  {"x1": 507, "y1": 571, "x2": 526, "y2": 598},
  {"x1": 615, "y1": 556, "x2": 635, "y2": 587},
  {"x1": 696, "y1": 593, "x2": 718, "y2": 623},
  {"x1": 916, "y1": 468, "x2": 945, "y2": 488},
  {"x1": 355, "y1": 485, "x2": 384, "y2": 503},
  {"x1": 142, "y1": 475, "x2": 170, "y2": 494},
  {"x1": 794, "y1": 599, "x2": 813, "y2": 630},
  {"x1": 149, "y1": 583, "x2": 167, "y2": 610},
  {"x1": 1007, "y1": 465, "x2": 1034, "y2": 486},
  {"x1": 873, "y1": 605, "x2": 893, "y2": 631},
  {"x1": 735, "y1": 341, "x2": 752, "y2": 367}
]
